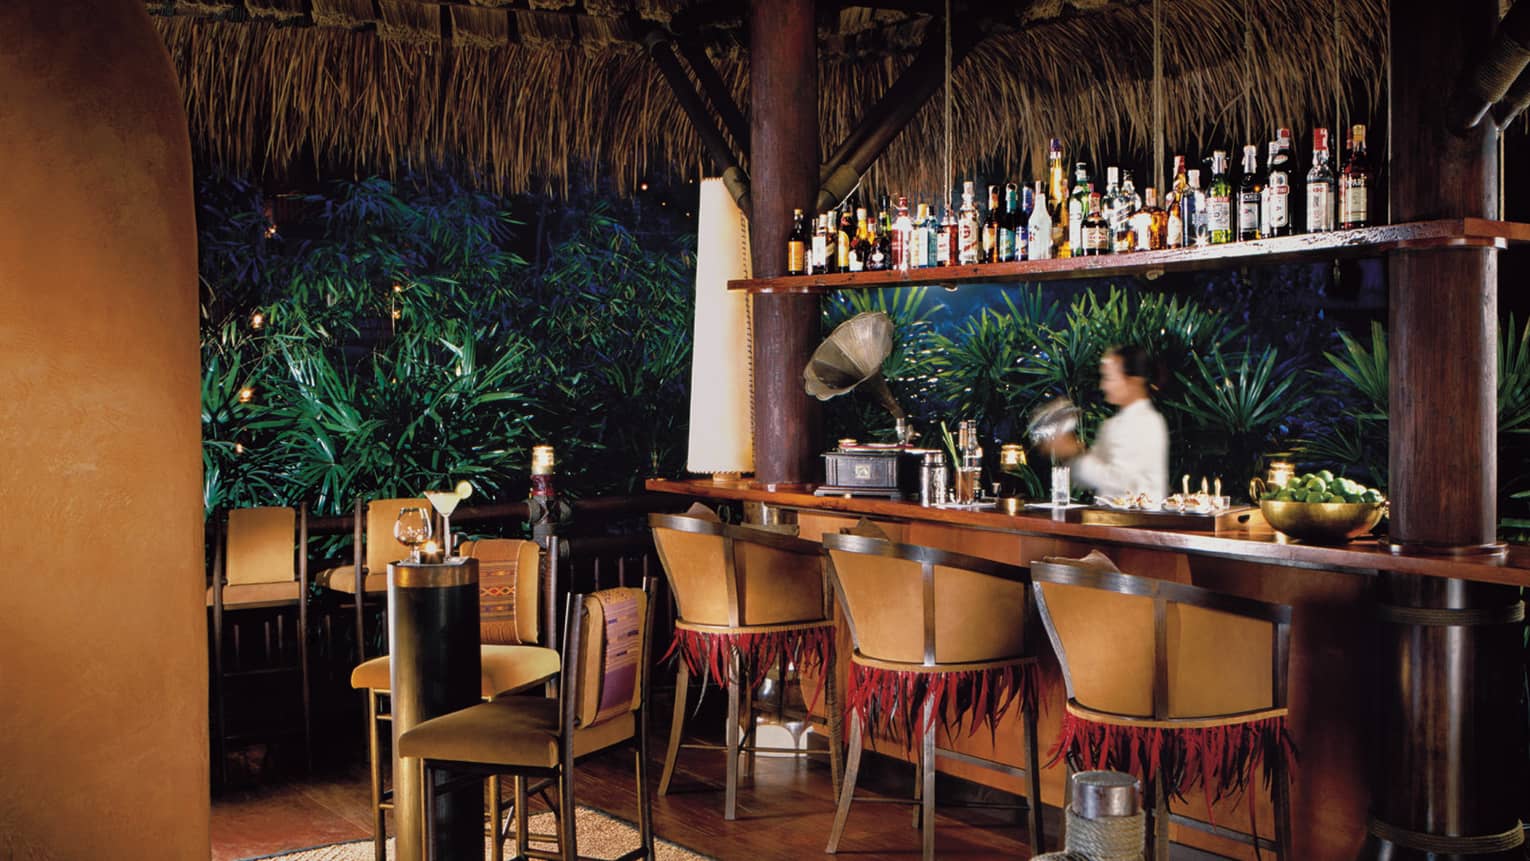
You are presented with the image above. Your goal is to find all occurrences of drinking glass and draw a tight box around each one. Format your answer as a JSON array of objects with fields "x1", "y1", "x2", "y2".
[
  {"x1": 955, "y1": 466, "x2": 981, "y2": 504},
  {"x1": 424, "y1": 490, "x2": 462, "y2": 556},
  {"x1": 394, "y1": 506, "x2": 433, "y2": 562},
  {"x1": 1050, "y1": 465, "x2": 1072, "y2": 508}
]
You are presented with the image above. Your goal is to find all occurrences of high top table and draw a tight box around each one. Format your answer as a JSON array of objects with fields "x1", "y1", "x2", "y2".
[{"x1": 389, "y1": 558, "x2": 482, "y2": 861}]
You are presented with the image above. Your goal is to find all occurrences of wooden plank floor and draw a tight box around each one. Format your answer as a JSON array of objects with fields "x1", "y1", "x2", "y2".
[{"x1": 212, "y1": 713, "x2": 1041, "y2": 860}]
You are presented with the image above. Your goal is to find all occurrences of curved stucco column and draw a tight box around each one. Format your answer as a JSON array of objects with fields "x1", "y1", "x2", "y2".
[{"x1": 0, "y1": 1, "x2": 206, "y2": 856}]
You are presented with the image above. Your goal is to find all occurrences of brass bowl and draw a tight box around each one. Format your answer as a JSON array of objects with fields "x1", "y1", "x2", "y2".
[{"x1": 1259, "y1": 499, "x2": 1386, "y2": 544}]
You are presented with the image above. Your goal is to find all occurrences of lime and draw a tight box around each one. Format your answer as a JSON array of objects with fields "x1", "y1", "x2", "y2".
[
  {"x1": 1362, "y1": 489, "x2": 1382, "y2": 503},
  {"x1": 455, "y1": 480, "x2": 474, "y2": 499},
  {"x1": 1317, "y1": 469, "x2": 1334, "y2": 483},
  {"x1": 1308, "y1": 478, "x2": 1328, "y2": 496}
]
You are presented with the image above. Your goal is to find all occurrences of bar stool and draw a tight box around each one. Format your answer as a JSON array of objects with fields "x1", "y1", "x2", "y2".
[
  {"x1": 821, "y1": 531, "x2": 1045, "y2": 861},
  {"x1": 315, "y1": 496, "x2": 422, "y2": 665},
  {"x1": 399, "y1": 581, "x2": 657, "y2": 861},
  {"x1": 649, "y1": 508, "x2": 842, "y2": 820},
  {"x1": 207, "y1": 504, "x2": 311, "y2": 786},
  {"x1": 349, "y1": 538, "x2": 560, "y2": 861},
  {"x1": 1030, "y1": 554, "x2": 1295, "y2": 861}
]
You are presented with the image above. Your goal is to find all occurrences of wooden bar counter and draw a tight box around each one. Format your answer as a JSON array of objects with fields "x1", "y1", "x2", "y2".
[{"x1": 647, "y1": 478, "x2": 1530, "y2": 861}]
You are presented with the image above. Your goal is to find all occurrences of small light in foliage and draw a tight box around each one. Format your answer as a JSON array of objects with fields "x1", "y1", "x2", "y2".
[
  {"x1": 237, "y1": 386, "x2": 255, "y2": 404},
  {"x1": 392, "y1": 308, "x2": 402, "y2": 320},
  {"x1": 250, "y1": 311, "x2": 266, "y2": 330},
  {"x1": 660, "y1": 200, "x2": 668, "y2": 207},
  {"x1": 640, "y1": 182, "x2": 650, "y2": 192},
  {"x1": 234, "y1": 442, "x2": 245, "y2": 455},
  {"x1": 264, "y1": 223, "x2": 277, "y2": 239},
  {"x1": 393, "y1": 283, "x2": 404, "y2": 293}
]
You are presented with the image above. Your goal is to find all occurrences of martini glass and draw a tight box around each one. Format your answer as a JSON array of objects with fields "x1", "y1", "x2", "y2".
[{"x1": 424, "y1": 490, "x2": 462, "y2": 557}]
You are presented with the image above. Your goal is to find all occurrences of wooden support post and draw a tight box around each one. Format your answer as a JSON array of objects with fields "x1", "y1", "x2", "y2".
[
  {"x1": 749, "y1": 0, "x2": 820, "y2": 489},
  {"x1": 1364, "y1": 2, "x2": 1527, "y2": 859}
]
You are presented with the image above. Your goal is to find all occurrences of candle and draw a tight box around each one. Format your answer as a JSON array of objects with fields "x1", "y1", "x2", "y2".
[{"x1": 1268, "y1": 461, "x2": 1295, "y2": 487}]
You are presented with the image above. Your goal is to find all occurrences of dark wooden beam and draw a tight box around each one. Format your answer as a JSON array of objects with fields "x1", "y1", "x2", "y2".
[
  {"x1": 1447, "y1": 0, "x2": 1530, "y2": 132},
  {"x1": 1363, "y1": 1, "x2": 1526, "y2": 860},
  {"x1": 749, "y1": 0, "x2": 821, "y2": 489},
  {"x1": 673, "y1": 35, "x2": 751, "y2": 160},
  {"x1": 816, "y1": 14, "x2": 982, "y2": 210},
  {"x1": 641, "y1": 26, "x2": 751, "y2": 212}
]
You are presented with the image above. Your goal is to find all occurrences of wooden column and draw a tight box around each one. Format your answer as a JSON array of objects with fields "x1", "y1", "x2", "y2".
[
  {"x1": 1367, "y1": 2, "x2": 1527, "y2": 859},
  {"x1": 749, "y1": 0, "x2": 821, "y2": 489}
]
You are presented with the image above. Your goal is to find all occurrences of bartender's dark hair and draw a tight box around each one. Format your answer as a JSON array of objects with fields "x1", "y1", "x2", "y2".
[{"x1": 1107, "y1": 344, "x2": 1164, "y2": 395}]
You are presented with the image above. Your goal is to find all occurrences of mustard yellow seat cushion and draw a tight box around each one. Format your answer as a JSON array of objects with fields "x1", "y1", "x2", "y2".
[
  {"x1": 206, "y1": 580, "x2": 301, "y2": 607},
  {"x1": 315, "y1": 565, "x2": 388, "y2": 594},
  {"x1": 350, "y1": 645, "x2": 560, "y2": 698},
  {"x1": 398, "y1": 695, "x2": 634, "y2": 769}
]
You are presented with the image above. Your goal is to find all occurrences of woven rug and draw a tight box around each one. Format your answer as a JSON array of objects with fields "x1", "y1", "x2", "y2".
[{"x1": 246, "y1": 806, "x2": 712, "y2": 860}]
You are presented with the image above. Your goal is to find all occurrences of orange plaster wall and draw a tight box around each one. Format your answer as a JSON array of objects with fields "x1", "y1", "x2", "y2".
[{"x1": 0, "y1": 1, "x2": 207, "y2": 856}]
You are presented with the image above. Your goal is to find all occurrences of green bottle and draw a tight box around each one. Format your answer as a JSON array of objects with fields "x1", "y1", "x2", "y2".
[{"x1": 1207, "y1": 150, "x2": 1233, "y2": 245}]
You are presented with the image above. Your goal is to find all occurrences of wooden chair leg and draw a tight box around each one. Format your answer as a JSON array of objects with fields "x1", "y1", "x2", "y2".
[
  {"x1": 826, "y1": 711, "x2": 864, "y2": 854},
  {"x1": 1023, "y1": 698, "x2": 1045, "y2": 854},
  {"x1": 725, "y1": 653, "x2": 742, "y2": 820},
  {"x1": 366, "y1": 690, "x2": 386, "y2": 861},
  {"x1": 488, "y1": 774, "x2": 504, "y2": 861},
  {"x1": 1149, "y1": 769, "x2": 1170, "y2": 861},
  {"x1": 420, "y1": 759, "x2": 435, "y2": 861},
  {"x1": 920, "y1": 700, "x2": 937, "y2": 861},
  {"x1": 559, "y1": 750, "x2": 579, "y2": 861},
  {"x1": 825, "y1": 641, "x2": 843, "y2": 795},
  {"x1": 514, "y1": 776, "x2": 529, "y2": 857},
  {"x1": 635, "y1": 736, "x2": 655, "y2": 858},
  {"x1": 911, "y1": 752, "x2": 923, "y2": 829},
  {"x1": 1272, "y1": 750, "x2": 1295, "y2": 860},
  {"x1": 659, "y1": 661, "x2": 690, "y2": 797},
  {"x1": 740, "y1": 654, "x2": 756, "y2": 780}
]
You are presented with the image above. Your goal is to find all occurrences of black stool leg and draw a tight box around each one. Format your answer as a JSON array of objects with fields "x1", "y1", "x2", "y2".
[
  {"x1": 1023, "y1": 697, "x2": 1044, "y2": 853},
  {"x1": 1272, "y1": 750, "x2": 1294, "y2": 859},
  {"x1": 725, "y1": 652, "x2": 741, "y2": 820}
]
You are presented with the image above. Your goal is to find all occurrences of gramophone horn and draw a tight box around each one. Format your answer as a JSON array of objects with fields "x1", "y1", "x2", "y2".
[{"x1": 803, "y1": 311, "x2": 906, "y2": 420}]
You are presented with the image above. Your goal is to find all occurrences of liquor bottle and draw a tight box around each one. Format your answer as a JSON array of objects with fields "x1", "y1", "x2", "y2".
[
  {"x1": 836, "y1": 206, "x2": 854, "y2": 272},
  {"x1": 935, "y1": 200, "x2": 953, "y2": 266},
  {"x1": 810, "y1": 213, "x2": 829, "y2": 274},
  {"x1": 787, "y1": 208, "x2": 808, "y2": 274},
  {"x1": 1259, "y1": 141, "x2": 1276, "y2": 237},
  {"x1": 1265, "y1": 131, "x2": 1296, "y2": 236},
  {"x1": 1048, "y1": 139, "x2": 1070, "y2": 257},
  {"x1": 1018, "y1": 184, "x2": 1035, "y2": 260},
  {"x1": 923, "y1": 203, "x2": 940, "y2": 266},
  {"x1": 892, "y1": 196, "x2": 914, "y2": 271},
  {"x1": 999, "y1": 183, "x2": 1020, "y2": 262},
  {"x1": 1238, "y1": 145, "x2": 1263, "y2": 241},
  {"x1": 867, "y1": 206, "x2": 890, "y2": 271},
  {"x1": 1207, "y1": 151, "x2": 1233, "y2": 245},
  {"x1": 1186, "y1": 168, "x2": 1209, "y2": 246},
  {"x1": 1119, "y1": 170, "x2": 1143, "y2": 252},
  {"x1": 1340, "y1": 124, "x2": 1370, "y2": 229},
  {"x1": 1306, "y1": 128, "x2": 1336, "y2": 233},
  {"x1": 910, "y1": 202, "x2": 931, "y2": 268},
  {"x1": 958, "y1": 181, "x2": 981, "y2": 265},
  {"x1": 1081, "y1": 193, "x2": 1110, "y2": 256},
  {"x1": 849, "y1": 207, "x2": 869, "y2": 272},
  {"x1": 1167, "y1": 155, "x2": 1189, "y2": 248},
  {"x1": 1027, "y1": 181, "x2": 1053, "y2": 260},
  {"x1": 1122, "y1": 170, "x2": 1142, "y2": 211},
  {"x1": 1133, "y1": 187, "x2": 1167, "y2": 251},
  {"x1": 1067, "y1": 163, "x2": 1092, "y2": 259},
  {"x1": 982, "y1": 184, "x2": 1002, "y2": 263},
  {"x1": 1101, "y1": 167, "x2": 1126, "y2": 252}
]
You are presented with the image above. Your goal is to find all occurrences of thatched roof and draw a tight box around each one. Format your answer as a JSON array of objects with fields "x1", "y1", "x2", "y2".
[{"x1": 150, "y1": 0, "x2": 1386, "y2": 198}]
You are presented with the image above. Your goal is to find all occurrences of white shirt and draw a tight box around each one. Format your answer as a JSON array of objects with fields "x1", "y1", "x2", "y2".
[{"x1": 1070, "y1": 398, "x2": 1169, "y2": 499}]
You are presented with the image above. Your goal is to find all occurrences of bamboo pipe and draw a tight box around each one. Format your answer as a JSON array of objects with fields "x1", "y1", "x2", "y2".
[
  {"x1": 642, "y1": 27, "x2": 752, "y2": 212},
  {"x1": 1448, "y1": 0, "x2": 1530, "y2": 132}
]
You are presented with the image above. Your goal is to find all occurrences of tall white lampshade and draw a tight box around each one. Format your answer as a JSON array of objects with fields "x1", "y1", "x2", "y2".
[{"x1": 686, "y1": 178, "x2": 754, "y2": 477}]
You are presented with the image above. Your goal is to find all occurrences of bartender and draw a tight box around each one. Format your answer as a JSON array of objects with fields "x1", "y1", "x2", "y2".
[{"x1": 1043, "y1": 345, "x2": 1169, "y2": 498}]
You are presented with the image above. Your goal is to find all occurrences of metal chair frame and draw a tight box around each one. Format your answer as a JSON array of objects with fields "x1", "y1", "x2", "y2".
[
  {"x1": 1030, "y1": 558, "x2": 1295, "y2": 861},
  {"x1": 416, "y1": 580, "x2": 658, "y2": 861},
  {"x1": 820, "y1": 531, "x2": 1046, "y2": 861},
  {"x1": 649, "y1": 513, "x2": 844, "y2": 821}
]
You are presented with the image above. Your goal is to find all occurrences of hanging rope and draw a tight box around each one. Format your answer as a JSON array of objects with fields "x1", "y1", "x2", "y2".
[
  {"x1": 1153, "y1": 0, "x2": 1165, "y2": 192},
  {"x1": 1333, "y1": 0, "x2": 1343, "y2": 134},
  {"x1": 944, "y1": 0, "x2": 953, "y2": 208},
  {"x1": 1242, "y1": 0, "x2": 1253, "y2": 143}
]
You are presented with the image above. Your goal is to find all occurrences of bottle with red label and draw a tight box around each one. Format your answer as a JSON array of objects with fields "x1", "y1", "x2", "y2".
[{"x1": 1340, "y1": 124, "x2": 1370, "y2": 229}]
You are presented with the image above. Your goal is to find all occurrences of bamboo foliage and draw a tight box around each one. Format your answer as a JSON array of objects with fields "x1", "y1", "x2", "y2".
[{"x1": 153, "y1": 0, "x2": 1383, "y2": 197}]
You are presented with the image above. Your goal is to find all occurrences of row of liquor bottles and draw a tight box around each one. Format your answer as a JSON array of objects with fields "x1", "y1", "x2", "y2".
[{"x1": 785, "y1": 124, "x2": 1372, "y2": 274}]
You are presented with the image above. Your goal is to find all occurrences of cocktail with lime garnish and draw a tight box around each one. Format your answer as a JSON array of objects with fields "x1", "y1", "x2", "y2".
[{"x1": 424, "y1": 480, "x2": 474, "y2": 556}]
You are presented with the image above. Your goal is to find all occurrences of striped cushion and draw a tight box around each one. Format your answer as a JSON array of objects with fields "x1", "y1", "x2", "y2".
[
  {"x1": 577, "y1": 588, "x2": 646, "y2": 728},
  {"x1": 462, "y1": 539, "x2": 541, "y2": 645}
]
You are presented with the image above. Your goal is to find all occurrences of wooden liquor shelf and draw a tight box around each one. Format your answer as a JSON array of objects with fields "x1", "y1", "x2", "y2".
[{"x1": 728, "y1": 218, "x2": 1530, "y2": 293}]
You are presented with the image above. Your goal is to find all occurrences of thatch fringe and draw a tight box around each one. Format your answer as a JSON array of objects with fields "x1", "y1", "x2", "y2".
[{"x1": 154, "y1": 0, "x2": 1383, "y2": 199}]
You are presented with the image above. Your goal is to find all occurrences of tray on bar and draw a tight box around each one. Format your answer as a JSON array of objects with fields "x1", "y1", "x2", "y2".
[{"x1": 1079, "y1": 504, "x2": 1260, "y2": 531}]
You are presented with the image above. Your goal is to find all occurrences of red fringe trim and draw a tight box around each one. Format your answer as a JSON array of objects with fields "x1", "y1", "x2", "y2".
[
  {"x1": 1048, "y1": 710, "x2": 1297, "y2": 812},
  {"x1": 846, "y1": 662, "x2": 1041, "y2": 749},
  {"x1": 662, "y1": 626, "x2": 835, "y2": 710}
]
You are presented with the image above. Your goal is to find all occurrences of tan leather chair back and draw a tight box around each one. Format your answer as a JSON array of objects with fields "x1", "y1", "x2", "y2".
[
  {"x1": 650, "y1": 513, "x2": 827, "y2": 628},
  {"x1": 225, "y1": 507, "x2": 297, "y2": 587},
  {"x1": 822, "y1": 532, "x2": 1029, "y2": 667},
  {"x1": 365, "y1": 498, "x2": 426, "y2": 574},
  {"x1": 460, "y1": 538, "x2": 541, "y2": 646},
  {"x1": 573, "y1": 586, "x2": 648, "y2": 728},
  {"x1": 1032, "y1": 559, "x2": 1290, "y2": 720}
]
